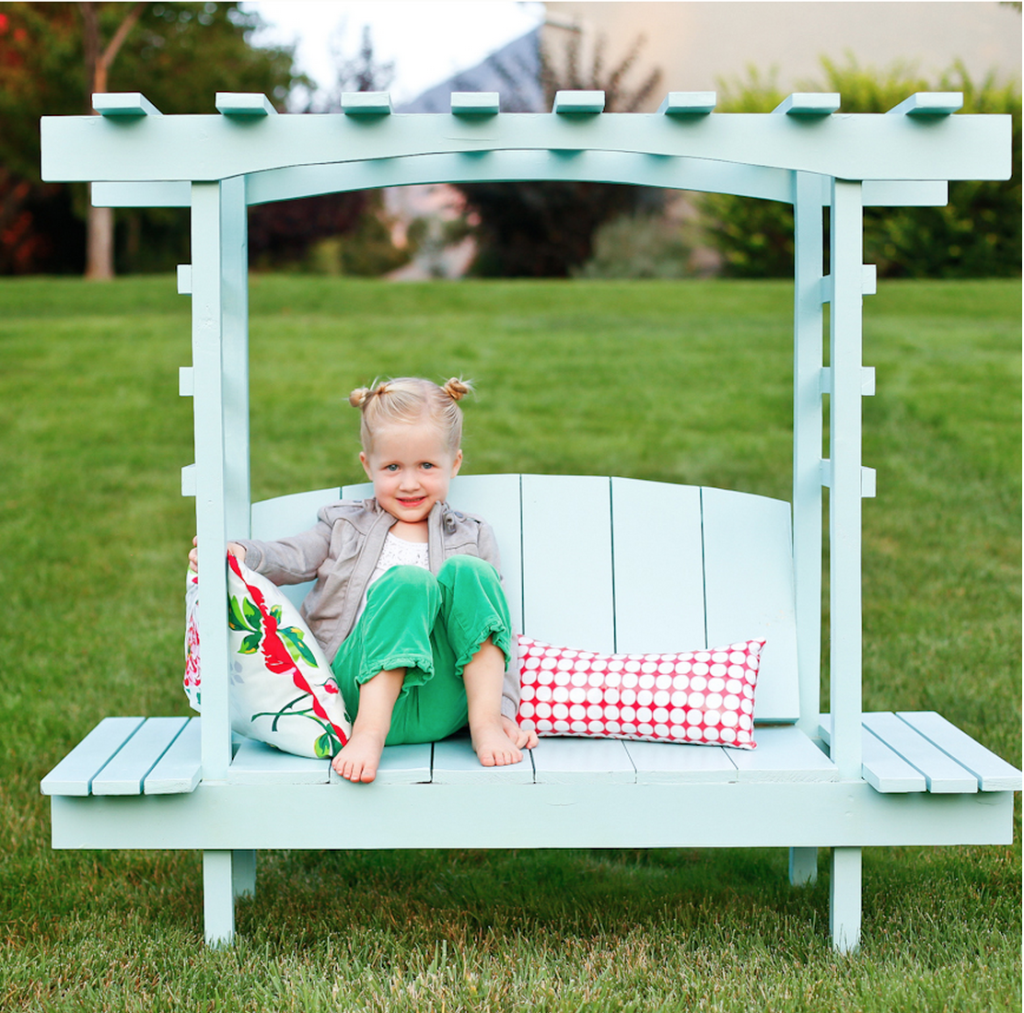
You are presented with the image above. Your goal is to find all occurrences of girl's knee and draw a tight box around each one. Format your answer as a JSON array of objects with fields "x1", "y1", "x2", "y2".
[{"x1": 438, "y1": 554, "x2": 497, "y2": 584}]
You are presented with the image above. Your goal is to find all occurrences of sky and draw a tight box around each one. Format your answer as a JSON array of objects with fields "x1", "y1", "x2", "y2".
[{"x1": 242, "y1": 1, "x2": 546, "y2": 107}]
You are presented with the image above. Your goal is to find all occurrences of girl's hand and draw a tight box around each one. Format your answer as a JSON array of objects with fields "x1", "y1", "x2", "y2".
[
  {"x1": 189, "y1": 536, "x2": 246, "y2": 573},
  {"x1": 501, "y1": 715, "x2": 538, "y2": 751}
]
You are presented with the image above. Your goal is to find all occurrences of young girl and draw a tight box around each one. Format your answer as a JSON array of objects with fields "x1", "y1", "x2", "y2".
[{"x1": 190, "y1": 377, "x2": 536, "y2": 783}]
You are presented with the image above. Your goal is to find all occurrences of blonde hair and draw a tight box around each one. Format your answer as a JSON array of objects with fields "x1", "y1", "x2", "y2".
[{"x1": 349, "y1": 377, "x2": 472, "y2": 453}]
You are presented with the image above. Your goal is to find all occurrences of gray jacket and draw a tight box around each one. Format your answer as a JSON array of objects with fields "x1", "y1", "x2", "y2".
[{"x1": 238, "y1": 498, "x2": 520, "y2": 719}]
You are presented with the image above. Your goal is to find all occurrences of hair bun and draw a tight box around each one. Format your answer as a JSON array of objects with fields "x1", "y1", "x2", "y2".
[
  {"x1": 348, "y1": 387, "x2": 371, "y2": 408},
  {"x1": 443, "y1": 378, "x2": 472, "y2": 401}
]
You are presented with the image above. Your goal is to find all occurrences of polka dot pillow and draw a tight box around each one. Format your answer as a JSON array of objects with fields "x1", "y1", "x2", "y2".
[
  {"x1": 515, "y1": 635, "x2": 765, "y2": 749},
  {"x1": 185, "y1": 554, "x2": 352, "y2": 759}
]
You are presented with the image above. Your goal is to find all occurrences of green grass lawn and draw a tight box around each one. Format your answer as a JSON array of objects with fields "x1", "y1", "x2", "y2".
[{"x1": 0, "y1": 275, "x2": 1019, "y2": 1011}]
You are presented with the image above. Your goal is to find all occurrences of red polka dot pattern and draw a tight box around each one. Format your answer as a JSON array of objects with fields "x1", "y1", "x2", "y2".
[{"x1": 516, "y1": 635, "x2": 765, "y2": 749}]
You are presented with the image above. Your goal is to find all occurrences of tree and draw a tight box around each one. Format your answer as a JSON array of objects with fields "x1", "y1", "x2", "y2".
[
  {"x1": 453, "y1": 33, "x2": 664, "y2": 277},
  {"x1": 0, "y1": 2, "x2": 300, "y2": 275},
  {"x1": 80, "y1": 2, "x2": 148, "y2": 280}
]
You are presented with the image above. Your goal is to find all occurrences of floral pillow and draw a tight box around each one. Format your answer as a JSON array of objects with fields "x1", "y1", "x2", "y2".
[
  {"x1": 184, "y1": 555, "x2": 351, "y2": 759},
  {"x1": 515, "y1": 635, "x2": 765, "y2": 749}
]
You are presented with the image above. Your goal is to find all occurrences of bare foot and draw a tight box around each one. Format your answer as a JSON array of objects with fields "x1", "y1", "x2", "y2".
[
  {"x1": 332, "y1": 729, "x2": 387, "y2": 783},
  {"x1": 471, "y1": 719, "x2": 523, "y2": 767}
]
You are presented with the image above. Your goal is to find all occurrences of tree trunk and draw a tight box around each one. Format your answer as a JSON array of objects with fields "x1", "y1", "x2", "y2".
[
  {"x1": 80, "y1": 2, "x2": 147, "y2": 281},
  {"x1": 86, "y1": 201, "x2": 115, "y2": 280}
]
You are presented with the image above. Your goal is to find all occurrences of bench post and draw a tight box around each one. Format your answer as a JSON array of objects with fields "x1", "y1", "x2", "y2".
[
  {"x1": 203, "y1": 850, "x2": 236, "y2": 946},
  {"x1": 825, "y1": 177, "x2": 867, "y2": 952},
  {"x1": 789, "y1": 171, "x2": 827, "y2": 886},
  {"x1": 792, "y1": 170, "x2": 826, "y2": 736},
  {"x1": 191, "y1": 177, "x2": 250, "y2": 783},
  {"x1": 830, "y1": 846, "x2": 862, "y2": 953},
  {"x1": 827, "y1": 177, "x2": 865, "y2": 779}
]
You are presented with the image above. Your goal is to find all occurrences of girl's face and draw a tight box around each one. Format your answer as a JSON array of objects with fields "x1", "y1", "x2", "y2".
[{"x1": 360, "y1": 421, "x2": 462, "y2": 525}]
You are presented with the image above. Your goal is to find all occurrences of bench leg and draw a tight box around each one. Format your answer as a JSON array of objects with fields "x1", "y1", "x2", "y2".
[
  {"x1": 232, "y1": 849, "x2": 257, "y2": 899},
  {"x1": 788, "y1": 847, "x2": 818, "y2": 886},
  {"x1": 203, "y1": 850, "x2": 236, "y2": 946},
  {"x1": 829, "y1": 846, "x2": 862, "y2": 953}
]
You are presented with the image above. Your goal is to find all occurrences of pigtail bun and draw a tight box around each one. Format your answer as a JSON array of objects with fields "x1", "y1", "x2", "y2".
[
  {"x1": 442, "y1": 377, "x2": 473, "y2": 401},
  {"x1": 348, "y1": 386, "x2": 371, "y2": 409},
  {"x1": 349, "y1": 381, "x2": 393, "y2": 409}
]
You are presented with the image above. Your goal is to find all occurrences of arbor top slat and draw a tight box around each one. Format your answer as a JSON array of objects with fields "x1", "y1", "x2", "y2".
[{"x1": 41, "y1": 107, "x2": 1011, "y2": 185}]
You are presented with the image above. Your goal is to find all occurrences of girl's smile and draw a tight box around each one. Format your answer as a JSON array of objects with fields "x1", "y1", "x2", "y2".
[{"x1": 360, "y1": 421, "x2": 463, "y2": 530}]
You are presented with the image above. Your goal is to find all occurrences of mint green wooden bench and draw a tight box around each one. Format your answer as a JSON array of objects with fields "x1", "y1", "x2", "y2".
[{"x1": 39, "y1": 88, "x2": 1019, "y2": 952}]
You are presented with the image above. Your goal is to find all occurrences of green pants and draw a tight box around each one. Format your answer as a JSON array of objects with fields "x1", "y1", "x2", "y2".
[{"x1": 330, "y1": 555, "x2": 513, "y2": 745}]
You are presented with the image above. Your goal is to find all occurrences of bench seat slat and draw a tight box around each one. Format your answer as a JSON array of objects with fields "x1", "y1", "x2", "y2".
[
  {"x1": 432, "y1": 737, "x2": 534, "y2": 784},
  {"x1": 92, "y1": 717, "x2": 191, "y2": 795},
  {"x1": 144, "y1": 717, "x2": 203, "y2": 794},
  {"x1": 329, "y1": 742, "x2": 433, "y2": 785},
  {"x1": 623, "y1": 740, "x2": 738, "y2": 783},
  {"x1": 859, "y1": 727, "x2": 928, "y2": 793},
  {"x1": 817, "y1": 716, "x2": 929, "y2": 792},
  {"x1": 729, "y1": 726, "x2": 837, "y2": 782},
  {"x1": 896, "y1": 712, "x2": 1022, "y2": 791},
  {"x1": 862, "y1": 713, "x2": 977, "y2": 793},
  {"x1": 229, "y1": 738, "x2": 330, "y2": 784},
  {"x1": 531, "y1": 737, "x2": 635, "y2": 784},
  {"x1": 41, "y1": 717, "x2": 146, "y2": 796}
]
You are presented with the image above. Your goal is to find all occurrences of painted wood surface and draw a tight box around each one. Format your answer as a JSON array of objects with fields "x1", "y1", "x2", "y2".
[
  {"x1": 92, "y1": 717, "x2": 190, "y2": 796},
  {"x1": 827, "y1": 179, "x2": 865, "y2": 781},
  {"x1": 609, "y1": 477, "x2": 705, "y2": 654},
  {"x1": 623, "y1": 739, "x2": 737, "y2": 784},
  {"x1": 432, "y1": 737, "x2": 533, "y2": 785},
  {"x1": 520, "y1": 474, "x2": 615, "y2": 653},
  {"x1": 830, "y1": 847, "x2": 862, "y2": 953},
  {"x1": 91, "y1": 167, "x2": 948, "y2": 213},
  {"x1": 861, "y1": 713, "x2": 977, "y2": 793},
  {"x1": 40, "y1": 717, "x2": 144, "y2": 796},
  {"x1": 896, "y1": 711, "x2": 1022, "y2": 791},
  {"x1": 792, "y1": 170, "x2": 825, "y2": 736},
  {"x1": 41, "y1": 105, "x2": 1011, "y2": 185},
  {"x1": 49, "y1": 782, "x2": 1015, "y2": 851},
  {"x1": 701, "y1": 487, "x2": 800, "y2": 721},
  {"x1": 728, "y1": 726, "x2": 835, "y2": 783},
  {"x1": 144, "y1": 717, "x2": 203, "y2": 794},
  {"x1": 228, "y1": 739, "x2": 329, "y2": 786},
  {"x1": 531, "y1": 737, "x2": 635, "y2": 785},
  {"x1": 817, "y1": 716, "x2": 926, "y2": 793}
]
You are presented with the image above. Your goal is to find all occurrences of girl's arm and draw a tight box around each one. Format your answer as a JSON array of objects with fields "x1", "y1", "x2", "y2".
[{"x1": 233, "y1": 517, "x2": 333, "y2": 585}]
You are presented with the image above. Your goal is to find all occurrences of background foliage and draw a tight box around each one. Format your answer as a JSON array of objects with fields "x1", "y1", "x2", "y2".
[{"x1": 700, "y1": 58, "x2": 1022, "y2": 278}]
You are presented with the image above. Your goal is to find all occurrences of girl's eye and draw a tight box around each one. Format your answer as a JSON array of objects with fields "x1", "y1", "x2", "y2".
[
  {"x1": 422, "y1": 462, "x2": 435, "y2": 470},
  {"x1": 385, "y1": 464, "x2": 399, "y2": 472}
]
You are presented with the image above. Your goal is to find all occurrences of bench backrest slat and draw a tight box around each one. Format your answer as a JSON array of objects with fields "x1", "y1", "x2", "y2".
[
  {"x1": 251, "y1": 474, "x2": 801, "y2": 723},
  {"x1": 610, "y1": 477, "x2": 706, "y2": 654},
  {"x1": 521, "y1": 474, "x2": 616, "y2": 653}
]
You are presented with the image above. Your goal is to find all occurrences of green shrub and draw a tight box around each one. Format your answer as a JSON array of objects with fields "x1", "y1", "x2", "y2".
[
  {"x1": 700, "y1": 58, "x2": 1022, "y2": 278},
  {"x1": 572, "y1": 212, "x2": 701, "y2": 279}
]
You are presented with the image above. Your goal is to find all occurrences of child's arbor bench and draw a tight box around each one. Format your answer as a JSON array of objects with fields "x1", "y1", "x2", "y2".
[{"x1": 39, "y1": 88, "x2": 1020, "y2": 952}]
